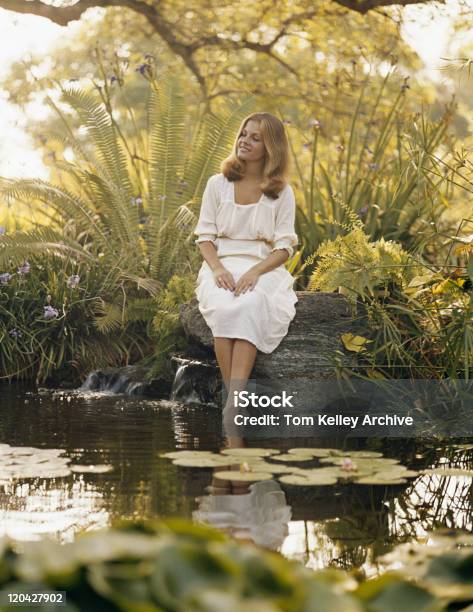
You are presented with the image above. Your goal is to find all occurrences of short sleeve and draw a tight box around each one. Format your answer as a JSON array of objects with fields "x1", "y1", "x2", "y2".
[
  {"x1": 271, "y1": 185, "x2": 298, "y2": 257},
  {"x1": 194, "y1": 175, "x2": 220, "y2": 245}
]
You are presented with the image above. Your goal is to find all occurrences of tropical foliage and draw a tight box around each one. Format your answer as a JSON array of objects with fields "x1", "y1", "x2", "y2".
[
  {"x1": 306, "y1": 222, "x2": 473, "y2": 379},
  {"x1": 287, "y1": 73, "x2": 460, "y2": 287},
  {"x1": 0, "y1": 70, "x2": 255, "y2": 383}
]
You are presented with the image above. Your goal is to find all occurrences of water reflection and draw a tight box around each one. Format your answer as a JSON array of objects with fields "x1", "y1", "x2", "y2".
[
  {"x1": 0, "y1": 382, "x2": 472, "y2": 575},
  {"x1": 194, "y1": 479, "x2": 291, "y2": 549},
  {"x1": 0, "y1": 479, "x2": 108, "y2": 542}
]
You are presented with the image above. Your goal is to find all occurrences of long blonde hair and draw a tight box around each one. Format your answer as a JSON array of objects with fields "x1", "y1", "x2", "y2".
[{"x1": 221, "y1": 112, "x2": 290, "y2": 199}]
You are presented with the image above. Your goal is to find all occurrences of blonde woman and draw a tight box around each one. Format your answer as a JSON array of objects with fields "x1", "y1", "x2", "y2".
[{"x1": 194, "y1": 112, "x2": 298, "y2": 424}]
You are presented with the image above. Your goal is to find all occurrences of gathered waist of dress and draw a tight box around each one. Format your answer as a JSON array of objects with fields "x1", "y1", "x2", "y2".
[{"x1": 216, "y1": 237, "x2": 272, "y2": 260}]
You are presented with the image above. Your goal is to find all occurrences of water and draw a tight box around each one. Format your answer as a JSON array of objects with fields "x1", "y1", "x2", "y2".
[{"x1": 0, "y1": 381, "x2": 472, "y2": 574}]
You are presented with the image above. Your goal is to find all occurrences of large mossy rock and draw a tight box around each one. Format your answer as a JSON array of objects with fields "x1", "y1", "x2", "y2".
[{"x1": 179, "y1": 292, "x2": 370, "y2": 379}]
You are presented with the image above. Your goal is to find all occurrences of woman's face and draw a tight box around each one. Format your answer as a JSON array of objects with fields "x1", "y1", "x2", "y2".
[{"x1": 237, "y1": 120, "x2": 266, "y2": 162}]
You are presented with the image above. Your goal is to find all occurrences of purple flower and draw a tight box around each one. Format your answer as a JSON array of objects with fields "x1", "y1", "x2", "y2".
[
  {"x1": 0, "y1": 227, "x2": 5, "y2": 235},
  {"x1": 9, "y1": 328, "x2": 22, "y2": 338},
  {"x1": 0, "y1": 272, "x2": 12, "y2": 285},
  {"x1": 44, "y1": 305, "x2": 59, "y2": 319},
  {"x1": 131, "y1": 196, "x2": 143, "y2": 206},
  {"x1": 357, "y1": 205, "x2": 369, "y2": 219},
  {"x1": 110, "y1": 75, "x2": 118, "y2": 83},
  {"x1": 302, "y1": 142, "x2": 311, "y2": 150},
  {"x1": 66, "y1": 274, "x2": 80, "y2": 289},
  {"x1": 17, "y1": 261, "x2": 30, "y2": 276},
  {"x1": 309, "y1": 118, "x2": 321, "y2": 128},
  {"x1": 369, "y1": 163, "x2": 379, "y2": 170}
]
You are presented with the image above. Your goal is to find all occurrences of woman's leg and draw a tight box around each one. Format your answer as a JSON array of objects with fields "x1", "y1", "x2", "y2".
[
  {"x1": 222, "y1": 339, "x2": 257, "y2": 436},
  {"x1": 213, "y1": 337, "x2": 236, "y2": 390},
  {"x1": 230, "y1": 339, "x2": 257, "y2": 382}
]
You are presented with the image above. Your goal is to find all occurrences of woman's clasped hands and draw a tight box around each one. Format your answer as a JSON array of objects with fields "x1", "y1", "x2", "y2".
[{"x1": 213, "y1": 265, "x2": 261, "y2": 296}]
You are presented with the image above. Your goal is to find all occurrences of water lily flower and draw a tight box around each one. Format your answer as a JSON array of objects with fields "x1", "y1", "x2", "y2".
[
  {"x1": 0, "y1": 272, "x2": 12, "y2": 285},
  {"x1": 44, "y1": 305, "x2": 59, "y2": 319},
  {"x1": 340, "y1": 457, "x2": 358, "y2": 472},
  {"x1": 17, "y1": 261, "x2": 30, "y2": 275},
  {"x1": 66, "y1": 274, "x2": 80, "y2": 289}
]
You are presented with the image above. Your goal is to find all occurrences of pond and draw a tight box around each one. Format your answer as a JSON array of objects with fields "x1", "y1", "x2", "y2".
[{"x1": 0, "y1": 380, "x2": 472, "y2": 577}]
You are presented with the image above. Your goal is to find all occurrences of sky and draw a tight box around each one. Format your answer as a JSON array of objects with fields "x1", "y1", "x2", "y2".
[{"x1": 0, "y1": 2, "x2": 471, "y2": 179}]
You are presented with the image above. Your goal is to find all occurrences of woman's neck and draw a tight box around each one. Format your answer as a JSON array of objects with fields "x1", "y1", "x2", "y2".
[{"x1": 243, "y1": 159, "x2": 264, "y2": 180}]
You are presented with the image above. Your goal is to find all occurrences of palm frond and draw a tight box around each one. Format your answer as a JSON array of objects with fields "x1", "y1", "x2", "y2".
[{"x1": 0, "y1": 227, "x2": 95, "y2": 267}]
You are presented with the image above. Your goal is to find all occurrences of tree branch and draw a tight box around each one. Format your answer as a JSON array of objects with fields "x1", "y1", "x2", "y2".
[
  {"x1": 332, "y1": 0, "x2": 444, "y2": 14},
  {"x1": 0, "y1": 0, "x2": 102, "y2": 25}
]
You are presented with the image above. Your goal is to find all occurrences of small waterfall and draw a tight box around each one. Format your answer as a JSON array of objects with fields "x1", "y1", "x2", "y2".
[
  {"x1": 76, "y1": 359, "x2": 219, "y2": 403},
  {"x1": 169, "y1": 357, "x2": 220, "y2": 405},
  {"x1": 170, "y1": 363, "x2": 201, "y2": 403},
  {"x1": 77, "y1": 365, "x2": 168, "y2": 397}
]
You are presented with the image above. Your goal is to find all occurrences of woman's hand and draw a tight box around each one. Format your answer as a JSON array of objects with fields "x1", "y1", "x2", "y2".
[
  {"x1": 213, "y1": 265, "x2": 236, "y2": 291},
  {"x1": 234, "y1": 268, "x2": 261, "y2": 296}
]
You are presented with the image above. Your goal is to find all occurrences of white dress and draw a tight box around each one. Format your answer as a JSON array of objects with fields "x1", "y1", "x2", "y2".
[{"x1": 193, "y1": 173, "x2": 299, "y2": 354}]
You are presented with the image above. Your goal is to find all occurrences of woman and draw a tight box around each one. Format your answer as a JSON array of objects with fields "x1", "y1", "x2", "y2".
[{"x1": 194, "y1": 112, "x2": 298, "y2": 425}]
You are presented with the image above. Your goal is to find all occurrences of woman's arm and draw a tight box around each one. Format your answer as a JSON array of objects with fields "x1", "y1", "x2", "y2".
[
  {"x1": 194, "y1": 176, "x2": 235, "y2": 291},
  {"x1": 198, "y1": 241, "x2": 235, "y2": 291},
  {"x1": 233, "y1": 250, "x2": 288, "y2": 296},
  {"x1": 251, "y1": 249, "x2": 289, "y2": 275}
]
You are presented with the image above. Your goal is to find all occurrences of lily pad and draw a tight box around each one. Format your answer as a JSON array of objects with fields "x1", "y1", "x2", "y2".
[
  {"x1": 70, "y1": 464, "x2": 114, "y2": 473},
  {"x1": 279, "y1": 472, "x2": 338, "y2": 486},
  {"x1": 0, "y1": 445, "x2": 74, "y2": 480},
  {"x1": 287, "y1": 448, "x2": 332, "y2": 457},
  {"x1": 321, "y1": 457, "x2": 399, "y2": 467},
  {"x1": 160, "y1": 450, "x2": 217, "y2": 460},
  {"x1": 355, "y1": 476, "x2": 408, "y2": 485},
  {"x1": 173, "y1": 456, "x2": 238, "y2": 468},
  {"x1": 270, "y1": 454, "x2": 314, "y2": 462},
  {"x1": 212, "y1": 470, "x2": 273, "y2": 482},
  {"x1": 248, "y1": 462, "x2": 296, "y2": 474},
  {"x1": 220, "y1": 448, "x2": 280, "y2": 457},
  {"x1": 296, "y1": 467, "x2": 342, "y2": 477}
]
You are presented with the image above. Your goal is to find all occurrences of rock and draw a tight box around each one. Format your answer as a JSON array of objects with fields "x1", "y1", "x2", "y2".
[{"x1": 178, "y1": 292, "x2": 370, "y2": 379}]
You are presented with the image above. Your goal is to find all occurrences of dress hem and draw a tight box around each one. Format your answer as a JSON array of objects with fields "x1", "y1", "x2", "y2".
[{"x1": 211, "y1": 331, "x2": 276, "y2": 354}]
